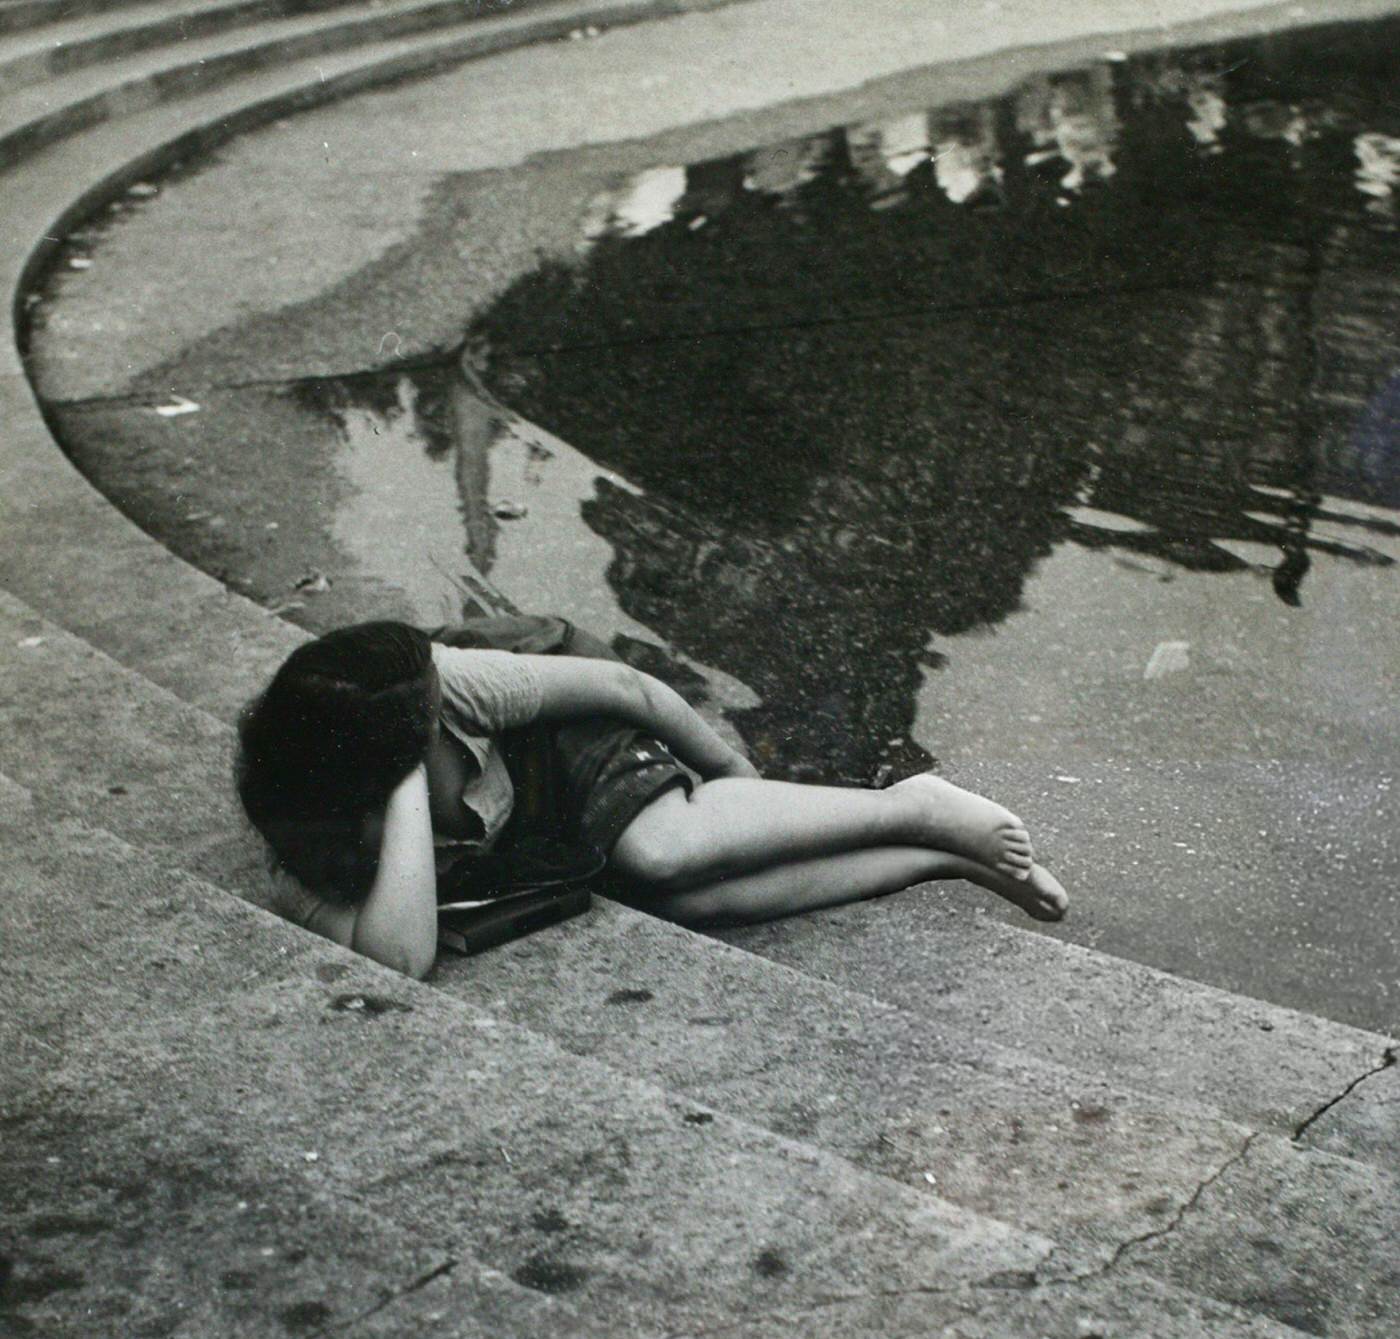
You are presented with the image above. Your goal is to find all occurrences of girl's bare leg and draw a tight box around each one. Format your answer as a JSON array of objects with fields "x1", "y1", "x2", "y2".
[
  {"x1": 624, "y1": 846, "x2": 1068, "y2": 927},
  {"x1": 610, "y1": 774, "x2": 1033, "y2": 891}
]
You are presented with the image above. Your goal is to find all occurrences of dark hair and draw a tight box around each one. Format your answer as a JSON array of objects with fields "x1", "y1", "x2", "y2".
[{"x1": 236, "y1": 621, "x2": 435, "y2": 905}]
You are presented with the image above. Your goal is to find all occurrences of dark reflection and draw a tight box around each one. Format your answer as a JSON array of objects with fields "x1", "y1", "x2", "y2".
[
  {"x1": 474, "y1": 17, "x2": 1400, "y2": 782},
  {"x1": 293, "y1": 362, "x2": 500, "y2": 580},
  {"x1": 293, "y1": 365, "x2": 461, "y2": 462}
]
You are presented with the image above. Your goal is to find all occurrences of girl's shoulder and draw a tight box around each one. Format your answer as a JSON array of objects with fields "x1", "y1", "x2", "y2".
[{"x1": 431, "y1": 643, "x2": 544, "y2": 734}]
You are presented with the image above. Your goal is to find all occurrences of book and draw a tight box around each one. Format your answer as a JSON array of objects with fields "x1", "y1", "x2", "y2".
[{"x1": 437, "y1": 885, "x2": 592, "y2": 956}]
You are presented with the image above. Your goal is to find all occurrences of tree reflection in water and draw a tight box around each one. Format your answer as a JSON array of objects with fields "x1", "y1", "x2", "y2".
[{"x1": 474, "y1": 17, "x2": 1400, "y2": 783}]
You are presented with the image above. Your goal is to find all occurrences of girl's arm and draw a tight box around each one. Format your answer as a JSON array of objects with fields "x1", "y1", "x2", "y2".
[
  {"x1": 520, "y1": 656, "x2": 760, "y2": 780},
  {"x1": 350, "y1": 763, "x2": 438, "y2": 979}
]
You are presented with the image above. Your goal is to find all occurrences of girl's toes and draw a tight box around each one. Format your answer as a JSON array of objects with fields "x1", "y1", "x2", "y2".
[{"x1": 1027, "y1": 866, "x2": 1069, "y2": 919}]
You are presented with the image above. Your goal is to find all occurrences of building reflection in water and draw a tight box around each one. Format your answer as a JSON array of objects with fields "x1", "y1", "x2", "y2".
[
  {"x1": 1014, "y1": 65, "x2": 1119, "y2": 193},
  {"x1": 471, "y1": 16, "x2": 1400, "y2": 784},
  {"x1": 931, "y1": 106, "x2": 1004, "y2": 206},
  {"x1": 1355, "y1": 131, "x2": 1400, "y2": 217}
]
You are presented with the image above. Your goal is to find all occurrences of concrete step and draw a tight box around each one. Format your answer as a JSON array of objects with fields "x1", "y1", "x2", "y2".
[
  {"x1": 0, "y1": 0, "x2": 573, "y2": 165},
  {"x1": 0, "y1": 583, "x2": 278, "y2": 898},
  {"x1": 3, "y1": 586, "x2": 1395, "y2": 1336},
  {"x1": 3, "y1": 773, "x2": 1312, "y2": 1339},
  {"x1": 714, "y1": 871, "x2": 1399, "y2": 1171},
  {"x1": 0, "y1": 0, "x2": 164, "y2": 39},
  {"x1": 0, "y1": 0, "x2": 381, "y2": 95},
  {"x1": 445, "y1": 894, "x2": 1400, "y2": 1337}
]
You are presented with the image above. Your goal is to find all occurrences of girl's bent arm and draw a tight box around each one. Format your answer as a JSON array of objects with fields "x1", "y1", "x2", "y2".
[
  {"x1": 522, "y1": 656, "x2": 758, "y2": 780},
  {"x1": 351, "y1": 764, "x2": 438, "y2": 979}
]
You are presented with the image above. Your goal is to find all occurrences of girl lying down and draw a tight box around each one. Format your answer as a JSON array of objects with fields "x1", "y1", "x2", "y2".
[{"x1": 236, "y1": 615, "x2": 1067, "y2": 979}]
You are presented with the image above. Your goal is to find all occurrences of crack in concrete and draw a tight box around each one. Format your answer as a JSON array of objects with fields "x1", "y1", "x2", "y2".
[
  {"x1": 1035, "y1": 1129, "x2": 1265, "y2": 1291},
  {"x1": 1099, "y1": 1131, "x2": 1261, "y2": 1274},
  {"x1": 1035, "y1": 1045, "x2": 1400, "y2": 1288},
  {"x1": 1291, "y1": 1044, "x2": 1398, "y2": 1145},
  {"x1": 328, "y1": 1257, "x2": 458, "y2": 1333}
]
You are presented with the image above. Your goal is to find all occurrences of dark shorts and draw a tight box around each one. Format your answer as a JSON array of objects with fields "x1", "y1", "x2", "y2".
[
  {"x1": 543, "y1": 716, "x2": 693, "y2": 856},
  {"x1": 426, "y1": 614, "x2": 693, "y2": 862}
]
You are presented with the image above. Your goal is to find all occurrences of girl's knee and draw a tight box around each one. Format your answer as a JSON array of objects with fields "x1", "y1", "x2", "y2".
[{"x1": 611, "y1": 790, "x2": 703, "y2": 891}]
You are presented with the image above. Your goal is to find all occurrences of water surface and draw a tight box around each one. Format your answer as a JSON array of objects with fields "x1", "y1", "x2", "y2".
[{"x1": 465, "y1": 16, "x2": 1400, "y2": 788}]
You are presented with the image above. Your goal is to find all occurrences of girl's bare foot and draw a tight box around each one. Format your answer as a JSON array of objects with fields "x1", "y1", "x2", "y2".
[
  {"x1": 892, "y1": 773, "x2": 1034, "y2": 880},
  {"x1": 966, "y1": 859, "x2": 1069, "y2": 921}
]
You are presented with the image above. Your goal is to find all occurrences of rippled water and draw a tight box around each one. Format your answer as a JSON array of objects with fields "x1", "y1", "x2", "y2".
[{"x1": 456, "y1": 15, "x2": 1400, "y2": 783}]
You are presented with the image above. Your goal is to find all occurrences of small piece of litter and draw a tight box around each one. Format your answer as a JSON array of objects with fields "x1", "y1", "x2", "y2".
[
  {"x1": 1144, "y1": 640, "x2": 1190, "y2": 680},
  {"x1": 68, "y1": 257, "x2": 93, "y2": 270},
  {"x1": 18, "y1": 636, "x2": 45, "y2": 648},
  {"x1": 923, "y1": 1172, "x2": 937, "y2": 1185},
  {"x1": 260, "y1": 1247, "x2": 275, "y2": 1258},
  {"x1": 303, "y1": 1151, "x2": 319, "y2": 1163},
  {"x1": 491, "y1": 500, "x2": 529, "y2": 520},
  {"x1": 294, "y1": 571, "x2": 331, "y2": 594},
  {"x1": 688, "y1": 215, "x2": 708, "y2": 231},
  {"x1": 128, "y1": 183, "x2": 159, "y2": 197},
  {"x1": 1054, "y1": 775, "x2": 1081, "y2": 784},
  {"x1": 265, "y1": 521, "x2": 279, "y2": 530},
  {"x1": 342, "y1": 996, "x2": 366, "y2": 1010},
  {"x1": 154, "y1": 395, "x2": 201, "y2": 418}
]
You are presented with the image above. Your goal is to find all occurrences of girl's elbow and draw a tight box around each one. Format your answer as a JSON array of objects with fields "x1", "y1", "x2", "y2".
[
  {"x1": 352, "y1": 925, "x2": 436, "y2": 980},
  {"x1": 404, "y1": 951, "x2": 436, "y2": 981},
  {"x1": 373, "y1": 941, "x2": 436, "y2": 980}
]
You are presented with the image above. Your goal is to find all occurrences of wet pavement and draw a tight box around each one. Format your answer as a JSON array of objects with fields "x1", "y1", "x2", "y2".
[{"x1": 26, "y1": 7, "x2": 1400, "y2": 1030}]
